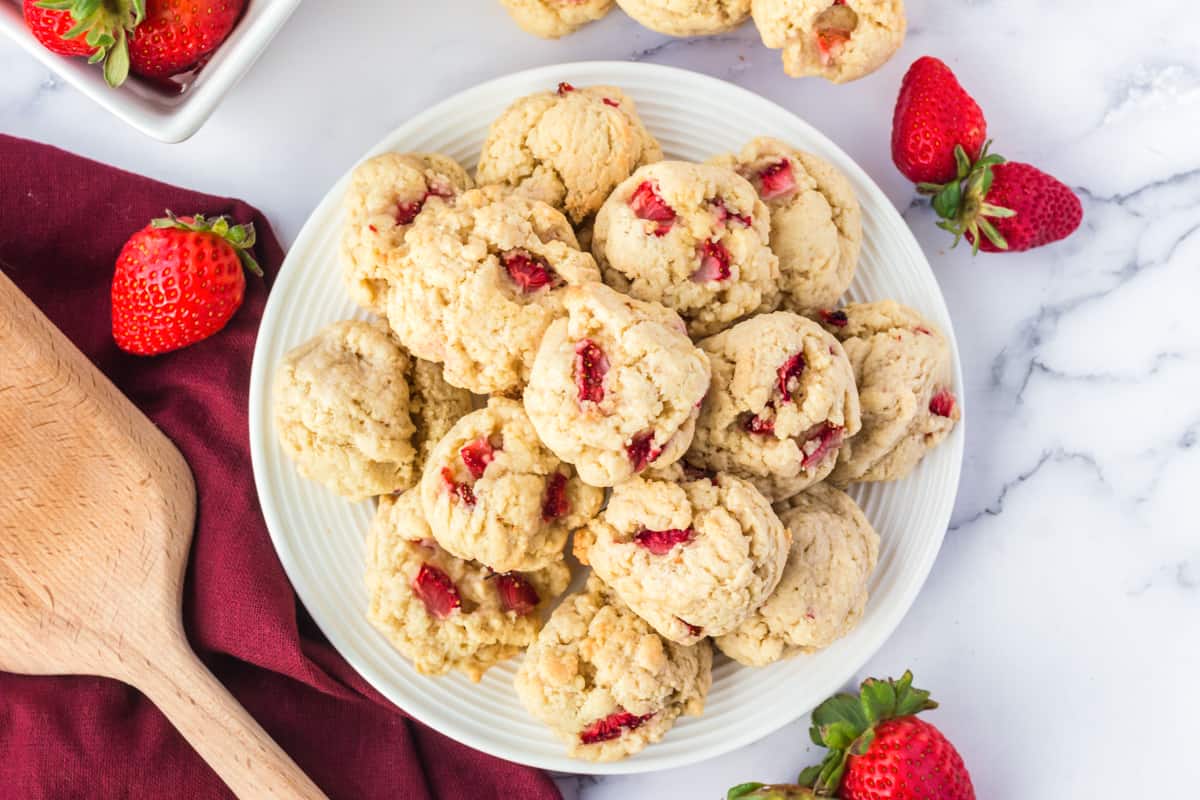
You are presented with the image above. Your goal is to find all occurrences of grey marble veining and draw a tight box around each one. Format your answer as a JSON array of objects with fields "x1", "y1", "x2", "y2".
[{"x1": 3, "y1": 0, "x2": 1197, "y2": 796}]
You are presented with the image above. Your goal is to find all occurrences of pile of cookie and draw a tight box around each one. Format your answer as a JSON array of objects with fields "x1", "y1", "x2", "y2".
[
  {"x1": 273, "y1": 82, "x2": 959, "y2": 762},
  {"x1": 499, "y1": 0, "x2": 907, "y2": 84}
]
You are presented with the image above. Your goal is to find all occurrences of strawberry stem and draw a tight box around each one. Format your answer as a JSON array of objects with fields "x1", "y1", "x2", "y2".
[
  {"x1": 151, "y1": 211, "x2": 263, "y2": 276},
  {"x1": 918, "y1": 141, "x2": 1015, "y2": 253},
  {"x1": 38, "y1": 0, "x2": 143, "y2": 87}
]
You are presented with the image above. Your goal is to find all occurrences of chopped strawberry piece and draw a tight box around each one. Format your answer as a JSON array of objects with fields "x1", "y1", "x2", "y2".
[
  {"x1": 711, "y1": 198, "x2": 753, "y2": 227},
  {"x1": 625, "y1": 431, "x2": 661, "y2": 472},
  {"x1": 757, "y1": 160, "x2": 797, "y2": 200},
  {"x1": 502, "y1": 249, "x2": 557, "y2": 293},
  {"x1": 800, "y1": 422, "x2": 844, "y2": 469},
  {"x1": 629, "y1": 181, "x2": 677, "y2": 236},
  {"x1": 633, "y1": 527, "x2": 695, "y2": 555},
  {"x1": 557, "y1": 81, "x2": 575, "y2": 95},
  {"x1": 777, "y1": 353, "x2": 805, "y2": 403},
  {"x1": 602, "y1": 97, "x2": 620, "y2": 107},
  {"x1": 692, "y1": 239, "x2": 732, "y2": 283},
  {"x1": 741, "y1": 411, "x2": 775, "y2": 436},
  {"x1": 930, "y1": 389, "x2": 957, "y2": 418},
  {"x1": 495, "y1": 572, "x2": 540, "y2": 616},
  {"x1": 814, "y1": 2, "x2": 858, "y2": 63},
  {"x1": 412, "y1": 563, "x2": 461, "y2": 619},
  {"x1": 440, "y1": 467, "x2": 477, "y2": 506},
  {"x1": 396, "y1": 199, "x2": 424, "y2": 225},
  {"x1": 915, "y1": 326, "x2": 932, "y2": 335},
  {"x1": 426, "y1": 181, "x2": 453, "y2": 199},
  {"x1": 460, "y1": 438, "x2": 497, "y2": 479},
  {"x1": 820, "y1": 309, "x2": 849, "y2": 327},
  {"x1": 678, "y1": 618, "x2": 703, "y2": 637},
  {"x1": 579, "y1": 710, "x2": 654, "y2": 744},
  {"x1": 541, "y1": 472, "x2": 570, "y2": 522},
  {"x1": 573, "y1": 339, "x2": 609, "y2": 404}
]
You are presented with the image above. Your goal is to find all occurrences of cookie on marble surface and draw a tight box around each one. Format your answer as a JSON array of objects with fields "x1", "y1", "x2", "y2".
[
  {"x1": 816, "y1": 300, "x2": 959, "y2": 485},
  {"x1": 523, "y1": 282, "x2": 712, "y2": 488},
  {"x1": 340, "y1": 152, "x2": 473, "y2": 312},
  {"x1": 710, "y1": 137, "x2": 862, "y2": 313},
  {"x1": 499, "y1": 0, "x2": 614, "y2": 38},
  {"x1": 615, "y1": 0, "x2": 750, "y2": 36},
  {"x1": 753, "y1": 0, "x2": 906, "y2": 83},
  {"x1": 476, "y1": 84, "x2": 662, "y2": 223},
  {"x1": 592, "y1": 161, "x2": 781, "y2": 338},
  {"x1": 419, "y1": 397, "x2": 603, "y2": 573},
  {"x1": 514, "y1": 575, "x2": 712, "y2": 761},
  {"x1": 273, "y1": 320, "x2": 417, "y2": 501},
  {"x1": 574, "y1": 471, "x2": 790, "y2": 645},
  {"x1": 365, "y1": 491, "x2": 570, "y2": 681},
  {"x1": 690, "y1": 311, "x2": 861, "y2": 500},
  {"x1": 385, "y1": 186, "x2": 601, "y2": 395},
  {"x1": 715, "y1": 483, "x2": 877, "y2": 665}
]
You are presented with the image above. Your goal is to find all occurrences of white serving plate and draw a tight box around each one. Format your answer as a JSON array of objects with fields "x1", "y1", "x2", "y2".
[
  {"x1": 248, "y1": 61, "x2": 965, "y2": 774},
  {"x1": 0, "y1": 0, "x2": 302, "y2": 143}
]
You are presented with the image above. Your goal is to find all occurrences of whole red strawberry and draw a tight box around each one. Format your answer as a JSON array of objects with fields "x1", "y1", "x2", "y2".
[
  {"x1": 22, "y1": 0, "x2": 142, "y2": 85},
  {"x1": 963, "y1": 161, "x2": 1083, "y2": 253},
  {"x1": 892, "y1": 57, "x2": 987, "y2": 185},
  {"x1": 112, "y1": 212, "x2": 261, "y2": 356},
  {"x1": 128, "y1": 0, "x2": 245, "y2": 79}
]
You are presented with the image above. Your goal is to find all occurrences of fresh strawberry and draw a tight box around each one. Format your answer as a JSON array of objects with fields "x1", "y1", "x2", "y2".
[
  {"x1": 625, "y1": 431, "x2": 661, "y2": 471},
  {"x1": 727, "y1": 784, "x2": 816, "y2": 800},
  {"x1": 541, "y1": 472, "x2": 569, "y2": 522},
  {"x1": 111, "y1": 212, "x2": 260, "y2": 356},
  {"x1": 494, "y1": 572, "x2": 539, "y2": 616},
  {"x1": 633, "y1": 527, "x2": 694, "y2": 555},
  {"x1": 960, "y1": 162, "x2": 1082, "y2": 252},
  {"x1": 23, "y1": 0, "x2": 142, "y2": 86},
  {"x1": 128, "y1": 0, "x2": 244, "y2": 79},
  {"x1": 459, "y1": 438, "x2": 497, "y2": 479},
  {"x1": 892, "y1": 57, "x2": 987, "y2": 185},
  {"x1": 574, "y1": 339, "x2": 609, "y2": 404},
  {"x1": 579, "y1": 710, "x2": 653, "y2": 745},
  {"x1": 412, "y1": 564, "x2": 461, "y2": 619}
]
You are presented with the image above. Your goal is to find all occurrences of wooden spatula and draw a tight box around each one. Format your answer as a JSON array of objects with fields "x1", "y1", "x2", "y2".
[{"x1": 0, "y1": 269, "x2": 327, "y2": 800}]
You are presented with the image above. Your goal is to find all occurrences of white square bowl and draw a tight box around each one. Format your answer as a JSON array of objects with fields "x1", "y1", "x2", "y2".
[{"x1": 0, "y1": 0, "x2": 302, "y2": 142}]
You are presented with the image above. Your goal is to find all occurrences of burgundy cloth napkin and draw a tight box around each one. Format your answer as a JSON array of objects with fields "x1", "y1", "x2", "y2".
[{"x1": 0, "y1": 134, "x2": 562, "y2": 800}]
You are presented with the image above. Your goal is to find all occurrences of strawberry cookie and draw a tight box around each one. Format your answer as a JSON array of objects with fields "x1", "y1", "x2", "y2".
[
  {"x1": 753, "y1": 0, "x2": 906, "y2": 83},
  {"x1": 523, "y1": 282, "x2": 712, "y2": 487},
  {"x1": 614, "y1": 0, "x2": 750, "y2": 36},
  {"x1": 690, "y1": 312, "x2": 861, "y2": 500},
  {"x1": 574, "y1": 471, "x2": 790, "y2": 645},
  {"x1": 340, "y1": 152, "x2": 473, "y2": 312},
  {"x1": 273, "y1": 320, "x2": 417, "y2": 501},
  {"x1": 816, "y1": 301, "x2": 959, "y2": 484},
  {"x1": 419, "y1": 397, "x2": 603, "y2": 572},
  {"x1": 386, "y1": 186, "x2": 601, "y2": 395},
  {"x1": 715, "y1": 484, "x2": 877, "y2": 665},
  {"x1": 514, "y1": 575, "x2": 712, "y2": 761},
  {"x1": 592, "y1": 161, "x2": 780, "y2": 338},
  {"x1": 476, "y1": 84, "x2": 662, "y2": 223},
  {"x1": 365, "y1": 491, "x2": 571, "y2": 681},
  {"x1": 499, "y1": 0, "x2": 613, "y2": 38},
  {"x1": 710, "y1": 137, "x2": 862, "y2": 313}
]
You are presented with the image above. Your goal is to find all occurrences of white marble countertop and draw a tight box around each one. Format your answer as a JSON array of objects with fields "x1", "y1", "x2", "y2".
[{"x1": 4, "y1": 0, "x2": 1198, "y2": 796}]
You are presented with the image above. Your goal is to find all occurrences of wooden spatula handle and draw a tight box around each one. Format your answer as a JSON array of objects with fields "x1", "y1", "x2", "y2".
[{"x1": 142, "y1": 637, "x2": 328, "y2": 800}]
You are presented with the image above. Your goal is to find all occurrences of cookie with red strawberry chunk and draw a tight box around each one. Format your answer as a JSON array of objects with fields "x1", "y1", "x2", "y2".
[
  {"x1": 22, "y1": 0, "x2": 141, "y2": 85},
  {"x1": 892, "y1": 56, "x2": 988, "y2": 185},
  {"x1": 273, "y1": 321, "x2": 418, "y2": 501},
  {"x1": 574, "y1": 469, "x2": 789, "y2": 646},
  {"x1": 691, "y1": 312, "x2": 861, "y2": 501},
  {"x1": 419, "y1": 398, "x2": 603, "y2": 573},
  {"x1": 753, "y1": 0, "x2": 907, "y2": 84},
  {"x1": 499, "y1": 0, "x2": 613, "y2": 38},
  {"x1": 711, "y1": 137, "x2": 862, "y2": 314},
  {"x1": 128, "y1": 0, "x2": 245, "y2": 79},
  {"x1": 592, "y1": 161, "x2": 780, "y2": 338},
  {"x1": 365, "y1": 491, "x2": 570, "y2": 681},
  {"x1": 514, "y1": 575, "x2": 712, "y2": 761},
  {"x1": 111, "y1": 212, "x2": 261, "y2": 356},
  {"x1": 340, "y1": 152, "x2": 473, "y2": 312},
  {"x1": 385, "y1": 187, "x2": 601, "y2": 395},
  {"x1": 816, "y1": 301, "x2": 959, "y2": 485},
  {"x1": 477, "y1": 84, "x2": 662, "y2": 223}
]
